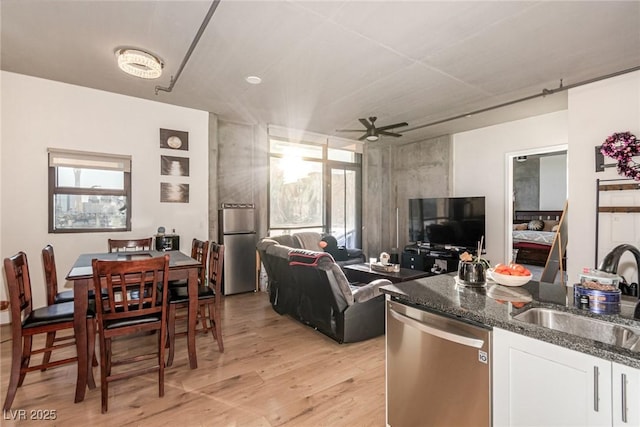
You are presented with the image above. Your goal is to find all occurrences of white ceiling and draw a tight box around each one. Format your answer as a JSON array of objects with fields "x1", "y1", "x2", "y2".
[{"x1": 2, "y1": 1, "x2": 639, "y2": 144}]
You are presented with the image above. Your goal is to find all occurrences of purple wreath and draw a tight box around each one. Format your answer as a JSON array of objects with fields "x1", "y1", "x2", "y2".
[{"x1": 600, "y1": 131, "x2": 640, "y2": 181}]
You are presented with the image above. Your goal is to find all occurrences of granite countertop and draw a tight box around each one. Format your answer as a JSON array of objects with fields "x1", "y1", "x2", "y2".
[{"x1": 380, "y1": 273, "x2": 640, "y2": 369}]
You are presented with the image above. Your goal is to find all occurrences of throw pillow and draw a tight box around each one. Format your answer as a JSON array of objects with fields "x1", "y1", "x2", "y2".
[
  {"x1": 551, "y1": 224, "x2": 560, "y2": 232},
  {"x1": 513, "y1": 223, "x2": 528, "y2": 231},
  {"x1": 527, "y1": 219, "x2": 544, "y2": 231}
]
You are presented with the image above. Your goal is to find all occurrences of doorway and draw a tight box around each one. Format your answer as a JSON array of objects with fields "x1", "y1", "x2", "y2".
[{"x1": 505, "y1": 145, "x2": 568, "y2": 270}]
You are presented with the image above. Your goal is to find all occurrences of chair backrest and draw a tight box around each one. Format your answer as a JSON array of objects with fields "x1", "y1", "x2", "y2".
[
  {"x1": 91, "y1": 255, "x2": 170, "y2": 325},
  {"x1": 108, "y1": 237, "x2": 153, "y2": 253},
  {"x1": 4, "y1": 252, "x2": 34, "y2": 327},
  {"x1": 191, "y1": 238, "x2": 209, "y2": 285},
  {"x1": 42, "y1": 244, "x2": 58, "y2": 306},
  {"x1": 208, "y1": 242, "x2": 224, "y2": 297}
]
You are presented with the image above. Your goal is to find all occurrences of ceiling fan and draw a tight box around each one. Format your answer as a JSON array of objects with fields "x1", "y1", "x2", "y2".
[{"x1": 336, "y1": 116, "x2": 409, "y2": 141}]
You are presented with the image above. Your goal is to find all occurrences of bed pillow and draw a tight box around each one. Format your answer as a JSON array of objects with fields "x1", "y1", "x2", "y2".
[
  {"x1": 513, "y1": 223, "x2": 528, "y2": 231},
  {"x1": 543, "y1": 220, "x2": 559, "y2": 232},
  {"x1": 551, "y1": 224, "x2": 560, "y2": 232},
  {"x1": 527, "y1": 219, "x2": 544, "y2": 231}
]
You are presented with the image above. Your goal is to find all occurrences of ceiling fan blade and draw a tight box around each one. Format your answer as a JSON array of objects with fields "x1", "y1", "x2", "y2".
[
  {"x1": 336, "y1": 129, "x2": 366, "y2": 132},
  {"x1": 379, "y1": 130, "x2": 403, "y2": 138},
  {"x1": 358, "y1": 133, "x2": 369, "y2": 141},
  {"x1": 376, "y1": 122, "x2": 408, "y2": 132},
  {"x1": 359, "y1": 118, "x2": 374, "y2": 130}
]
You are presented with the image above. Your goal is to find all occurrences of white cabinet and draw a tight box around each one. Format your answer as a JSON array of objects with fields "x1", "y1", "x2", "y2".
[
  {"x1": 612, "y1": 362, "x2": 640, "y2": 426},
  {"x1": 493, "y1": 328, "x2": 612, "y2": 426}
]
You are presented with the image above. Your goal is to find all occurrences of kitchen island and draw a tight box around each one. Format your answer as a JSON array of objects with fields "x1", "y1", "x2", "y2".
[
  {"x1": 381, "y1": 274, "x2": 640, "y2": 426},
  {"x1": 380, "y1": 273, "x2": 640, "y2": 368}
]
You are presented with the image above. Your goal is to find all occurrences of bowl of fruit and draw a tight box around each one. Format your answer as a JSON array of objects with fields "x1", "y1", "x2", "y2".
[{"x1": 487, "y1": 263, "x2": 532, "y2": 287}]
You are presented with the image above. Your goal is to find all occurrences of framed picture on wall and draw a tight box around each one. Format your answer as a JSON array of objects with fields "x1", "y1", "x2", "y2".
[
  {"x1": 160, "y1": 183, "x2": 189, "y2": 203},
  {"x1": 161, "y1": 155, "x2": 189, "y2": 177},
  {"x1": 160, "y1": 128, "x2": 189, "y2": 151}
]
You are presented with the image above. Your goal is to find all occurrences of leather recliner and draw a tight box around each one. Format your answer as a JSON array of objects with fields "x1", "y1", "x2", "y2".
[{"x1": 259, "y1": 237, "x2": 389, "y2": 343}]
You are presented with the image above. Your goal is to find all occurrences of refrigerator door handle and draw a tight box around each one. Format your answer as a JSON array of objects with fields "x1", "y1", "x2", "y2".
[{"x1": 389, "y1": 307, "x2": 485, "y2": 348}]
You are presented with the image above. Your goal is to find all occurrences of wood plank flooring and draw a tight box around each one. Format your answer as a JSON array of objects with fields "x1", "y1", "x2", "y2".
[{"x1": 0, "y1": 292, "x2": 385, "y2": 426}]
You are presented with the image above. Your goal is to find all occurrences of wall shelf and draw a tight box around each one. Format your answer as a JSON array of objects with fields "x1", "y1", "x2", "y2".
[{"x1": 595, "y1": 178, "x2": 640, "y2": 265}]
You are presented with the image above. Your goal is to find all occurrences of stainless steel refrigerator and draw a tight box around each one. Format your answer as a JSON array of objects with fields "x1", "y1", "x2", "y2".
[{"x1": 218, "y1": 203, "x2": 257, "y2": 295}]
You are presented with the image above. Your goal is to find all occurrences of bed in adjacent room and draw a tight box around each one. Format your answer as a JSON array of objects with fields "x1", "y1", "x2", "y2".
[{"x1": 512, "y1": 210, "x2": 563, "y2": 267}]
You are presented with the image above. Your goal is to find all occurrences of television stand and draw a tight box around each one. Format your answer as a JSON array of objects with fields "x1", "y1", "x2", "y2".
[{"x1": 400, "y1": 244, "x2": 460, "y2": 275}]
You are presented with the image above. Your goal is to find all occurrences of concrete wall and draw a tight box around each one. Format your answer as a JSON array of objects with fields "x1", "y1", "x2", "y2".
[
  {"x1": 213, "y1": 119, "x2": 260, "y2": 240},
  {"x1": 514, "y1": 157, "x2": 540, "y2": 210},
  {"x1": 540, "y1": 154, "x2": 567, "y2": 210},
  {"x1": 363, "y1": 135, "x2": 451, "y2": 259},
  {"x1": 0, "y1": 72, "x2": 209, "y2": 323}
]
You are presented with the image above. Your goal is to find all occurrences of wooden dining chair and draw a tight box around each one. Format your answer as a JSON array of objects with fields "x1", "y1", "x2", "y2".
[
  {"x1": 41, "y1": 244, "x2": 101, "y2": 370},
  {"x1": 107, "y1": 237, "x2": 153, "y2": 253},
  {"x1": 167, "y1": 242, "x2": 224, "y2": 366},
  {"x1": 91, "y1": 254, "x2": 170, "y2": 413},
  {"x1": 3, "y1": 251, "x2": 96, "y2": 411},
  {"x1": 169, "y1": 238, "x2": 209, "y2": 287}
]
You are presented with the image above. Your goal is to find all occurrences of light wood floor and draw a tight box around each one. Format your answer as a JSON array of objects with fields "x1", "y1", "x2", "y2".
[{"x1": 0, "y1": 292, "x2": 385, "y2": 426}]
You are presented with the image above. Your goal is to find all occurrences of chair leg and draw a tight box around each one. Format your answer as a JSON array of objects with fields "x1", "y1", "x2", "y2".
[
  {"x1": 159, "y1": 329, "x2": 166, "y2": 398},
  {"x1": 167, "y1": 304, "x2": 176, "y2": 367},
  {"x1": 198, "y1": 304, "x2": 208, "y2": 334},
  {"x1": 100, "y1": 337, "x2": 109, "y2": 414},
  {"x1": 209, "y1": 302, "x2": 223, "y2": 352},
  {"x1": 18, "y1": 336, "x2": 32, "y2": 387},
  {"x1": 41, "y1": 331, "x2": 56, "y2": 371},
  {"x1": 87, "y1": 318, "x2": 97, "y2": 389},
  {"x1": 3, "y1": 334, "x2": 24, "y2": 411}
]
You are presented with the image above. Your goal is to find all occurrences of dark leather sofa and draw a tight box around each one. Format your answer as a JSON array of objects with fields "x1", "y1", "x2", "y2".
[{"x1": 257, "y1": 236, "x2": 389, "y2": 343}]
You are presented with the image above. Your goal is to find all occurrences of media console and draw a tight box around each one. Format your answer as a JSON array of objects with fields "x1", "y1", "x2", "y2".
[{"x1": 401, "y1": 244, "x2": 462, "y2": 275}]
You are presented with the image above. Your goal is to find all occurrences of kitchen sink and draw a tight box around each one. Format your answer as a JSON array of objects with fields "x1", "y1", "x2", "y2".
[{"x1": 513, "y1": 307, "x2": 640, "y2": 353}]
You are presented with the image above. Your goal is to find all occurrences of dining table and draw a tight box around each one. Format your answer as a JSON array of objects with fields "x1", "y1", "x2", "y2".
[{"x1": 65, "y1": 249, "x2": 201, "y2": 403}]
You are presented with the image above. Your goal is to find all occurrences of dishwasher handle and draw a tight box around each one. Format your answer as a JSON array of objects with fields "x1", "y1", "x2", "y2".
[{"x1": 389, "y1": 307, "x2": 485, "y2": 348}]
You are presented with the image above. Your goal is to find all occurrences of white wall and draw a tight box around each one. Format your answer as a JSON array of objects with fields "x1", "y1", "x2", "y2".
[
  {"x1": 453, "y1": 71, "x2": 640, "y2": 284},
  {"x1": 1, "y1": 72, "x2": 209, "y2": 323},
  {"x1": 452, "y1": 111, "x2": 568, "y2": 266},
  {"x1": 540, "y1": 154, "x2": 567, "y2": 210},
  {"x1": 568, "y1": 71, "x2": 640, "y2": 282}
]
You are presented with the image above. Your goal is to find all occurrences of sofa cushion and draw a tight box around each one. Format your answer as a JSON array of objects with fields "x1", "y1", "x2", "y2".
[
  {"x1": 270, "y1": 234, "x2": 298, "y2": 248},
  {"x1": 293, "y1": 232, "x2": 322, "y2": 250}
]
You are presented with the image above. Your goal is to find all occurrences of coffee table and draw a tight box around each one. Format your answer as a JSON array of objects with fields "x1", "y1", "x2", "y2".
[{"x1": 343, "y1": 262, "x2": 431, "y2": 284}]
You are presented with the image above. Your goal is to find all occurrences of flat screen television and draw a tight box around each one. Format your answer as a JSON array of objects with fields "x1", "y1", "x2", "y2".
[{"x1": 408, "y1": 196, "x2": 485, "y2": 250}]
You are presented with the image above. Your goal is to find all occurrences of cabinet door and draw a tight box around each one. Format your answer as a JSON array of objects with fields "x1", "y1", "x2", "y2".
[
  {"x1": 612, "y1": 362, "x2": 640, "y2": 427},
  {"x1": 493, "y1": 328, "x2": 612, "y2": 427}
]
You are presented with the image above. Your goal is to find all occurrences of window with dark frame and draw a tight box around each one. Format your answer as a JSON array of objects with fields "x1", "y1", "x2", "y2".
[
  {"x1": 48, "y1": 148, "x2": 132, "y2": 233},
  {"x1": 267, "y1": 135, "x2": 362, "y2": 248}
]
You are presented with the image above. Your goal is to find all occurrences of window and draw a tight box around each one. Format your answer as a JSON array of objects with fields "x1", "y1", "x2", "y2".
[
  {"x1": 48, "y1": 148, "x2": 132, "y2": 233},
  {"x1": 267, "y1": 127, "x2": 362, "y2": 248}
]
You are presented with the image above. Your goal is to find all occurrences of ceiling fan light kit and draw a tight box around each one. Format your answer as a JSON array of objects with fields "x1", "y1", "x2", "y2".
[
  {"x1": 337, "y1": 116, "x2": 408, "y2": 141},
  {"x1": 116, "y1": 48, "x2": 163, "y2": 79}
]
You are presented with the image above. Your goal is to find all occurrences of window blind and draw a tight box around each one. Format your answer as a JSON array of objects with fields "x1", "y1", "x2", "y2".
[{"x1": 48, "y1": 148, "x2": 131, "y2": 172}]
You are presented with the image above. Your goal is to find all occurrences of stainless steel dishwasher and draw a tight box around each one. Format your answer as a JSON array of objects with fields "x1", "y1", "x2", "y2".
[{"x1": 386, "y1": 298, "x2": 492, "y2": 427}]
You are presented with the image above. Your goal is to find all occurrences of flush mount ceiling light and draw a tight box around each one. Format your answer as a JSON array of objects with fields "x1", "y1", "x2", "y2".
[{"x1": 116, "y1": 48, "x2": 163, "y2": 79}]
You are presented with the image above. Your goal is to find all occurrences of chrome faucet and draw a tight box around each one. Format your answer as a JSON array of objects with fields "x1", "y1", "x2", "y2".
[
  {"x1": 598, "y1": 244, "x2": 640, "y2": 297},
  {"x1": 598, "y1": 244, "x2": 640, "y2": 320}
]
